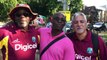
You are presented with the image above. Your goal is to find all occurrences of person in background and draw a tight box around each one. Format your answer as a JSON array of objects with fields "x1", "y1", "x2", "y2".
[
  {"x1": 46, "y1": 16, "x2": 53, "y2": 28},
  {"x1": 0, "y1": 4, "x2": 39, "y2": 60},
  {"x1": 30, "y1": 15, "x2": 45, "y2": 28},
  {"x1": 66, "y1": 12, "x2": 107, "y2": 60},
  {"x1": 39, "y1": 12, "x2": 75, "y2": 60},
  {"x1": 30, "y1": 15, "x2": 40, "y2": 29}
]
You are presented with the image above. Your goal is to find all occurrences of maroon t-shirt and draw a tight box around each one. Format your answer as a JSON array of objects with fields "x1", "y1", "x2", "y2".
[
  {"x1": 67, "y1": 30, "x2": 107, "y2": 60},
  {"x1": 0, "y1": 23, "x2": 39, "y2": 60}
]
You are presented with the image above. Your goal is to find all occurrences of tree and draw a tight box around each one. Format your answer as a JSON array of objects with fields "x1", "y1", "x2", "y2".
[
  {"x1": 69, "y1": 0, "x2": 83, "y2": 14},
  {"x1": 27, "y1": 0, "x2": 62, "y2": 16},
  {"x1": 27, "y1": 0, "x2": 83, "y2": 16},
  {"x1": 0, "y1": 0, "x2": 83, "y2": 22},
  {"x1": 0, "y1": 0, "x2": 26, "y2": 21}
]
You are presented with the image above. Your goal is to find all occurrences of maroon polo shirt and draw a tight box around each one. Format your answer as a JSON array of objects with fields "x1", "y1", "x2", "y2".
[
  {"x1": 68, "y1": 30, "x2": 107, "y2": 60},
  {"x1": 0, "y1": 23, "x2": 39, "y2": 60}
]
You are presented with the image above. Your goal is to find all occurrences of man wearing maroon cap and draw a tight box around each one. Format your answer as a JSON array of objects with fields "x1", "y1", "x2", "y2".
[
  {"x1": 66, "y1": 12, "x2": 107, "y2": 60},
  {"x1": 0, "y1": 4, "x2": 39, "y2": 60}
]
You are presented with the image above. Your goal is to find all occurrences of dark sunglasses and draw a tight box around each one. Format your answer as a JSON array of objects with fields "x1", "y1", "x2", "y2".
[
  {"x1": 14, "y1": 12, "x2": 31, "y2": 17},
  {"x1": 53, "y1": 17, "x2": 66, "y2": 22}
]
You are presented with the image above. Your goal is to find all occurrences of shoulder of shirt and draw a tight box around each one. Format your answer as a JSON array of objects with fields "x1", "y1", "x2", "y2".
[
  {"x1": 0, "y1": 27, "x2": 10, "y2": 35},
  {"x1": 39, "y1": 27, "x2": 50, "y2": 30}
]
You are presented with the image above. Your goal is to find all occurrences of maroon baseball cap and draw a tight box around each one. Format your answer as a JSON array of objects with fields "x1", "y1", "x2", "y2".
[{"x1": 9, "y1": 4, "x2": 38, "y2": 21}]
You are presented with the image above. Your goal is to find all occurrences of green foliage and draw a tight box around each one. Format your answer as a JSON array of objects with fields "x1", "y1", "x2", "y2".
[
  {"x1": 17, "y1": 0, "x2": 26, "y2": 3},
  {"x1": 0, "y1": 0, "x2": 83, "y2": 22},
  {"x1": 27, "y1": 0, "x2": 83, "y2": 16},
  {"x1": 69, "y1": 0, "x2": 83, "y2": 14},
  {"x1": 103, "y1": 34, "x2": 107, "y2": 41},
  {"x1": 27, "y1": 0, "x2": 62, "y2": 16},
  {"x1": 0, "y1": 0, "x2": 25, "y2": 21},
  {"x1": 0, "y1": 0, "x2": 6, "y2": 3}
]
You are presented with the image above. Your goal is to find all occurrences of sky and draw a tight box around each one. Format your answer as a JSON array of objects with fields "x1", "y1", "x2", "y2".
[{"x1": 82, "y1": 0, "x2": 107, "y2": 10}]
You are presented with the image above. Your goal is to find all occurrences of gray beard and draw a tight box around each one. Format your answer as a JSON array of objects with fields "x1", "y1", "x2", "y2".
[{"x1": 76, "y1": 29, "x2": 84, "y2": 34}]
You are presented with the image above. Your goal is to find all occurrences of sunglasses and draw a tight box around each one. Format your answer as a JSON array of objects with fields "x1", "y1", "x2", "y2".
[
  {"x1": 14, "y1": 12, "x2": 31, "y2": 17},
  {"x1": 53, "y1": 17, "x2": 66, "y2": 22}
]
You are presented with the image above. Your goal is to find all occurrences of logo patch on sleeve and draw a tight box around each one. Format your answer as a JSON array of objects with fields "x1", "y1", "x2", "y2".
[
  {"x1": 87, "y1": 47, "x2": 93, "y2": 54},
  {"x1": 32, "y1": 36, "x2": 36, "y2": 42}
]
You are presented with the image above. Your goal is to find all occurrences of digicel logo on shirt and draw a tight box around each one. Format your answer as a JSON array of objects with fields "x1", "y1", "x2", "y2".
[
  {"x1": 75, "y1": 54, "x2": 91, "y2": 60},
  {"x1": 15, "y1": 43, "x2": 37, "y2": 51}
]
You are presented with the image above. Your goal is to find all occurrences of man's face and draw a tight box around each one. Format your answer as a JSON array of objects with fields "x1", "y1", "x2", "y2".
[
  {"x1": 51, "y1": 15, "x2": 66, "y2": 31},
  {"x1": 72, "y1": 15, "x2": 87, "y2": 34},
  {"x1": 14, "y1": 9, "x2": 32, "y2": 28}
]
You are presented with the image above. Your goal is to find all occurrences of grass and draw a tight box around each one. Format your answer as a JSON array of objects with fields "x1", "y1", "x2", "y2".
[
  {"x1": 102, "y1": 34, "x2": 107, "y2": 41},
  {"x1": 98, "y1": 31, "x2": 107, "y2": 42}
]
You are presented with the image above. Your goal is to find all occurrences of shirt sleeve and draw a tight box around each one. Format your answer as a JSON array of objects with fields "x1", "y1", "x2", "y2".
[
  {"x1": 63, "y1": 37, "x2": 75, "y2": 60},
  {"x1": 0, "y1": 29, "x2": 5, "y2": 41},
  {"x1": 98, "y1": 36, "x2": 107, "y2": 60},
  {"x1": 0, "y1": 36, "x2": 9, "y2": 49},
  {"x1": 35, "y1": 27, "x2": 40, "y2": 35},
  {"x1": 0, "y1": 29, "x2": 9, "y2": 49}
]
